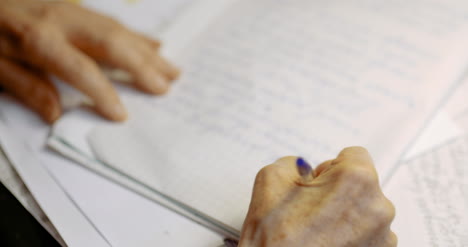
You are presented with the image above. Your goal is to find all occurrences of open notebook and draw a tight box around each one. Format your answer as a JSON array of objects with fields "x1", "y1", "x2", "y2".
[{"x1": 49, "y1": 0, "x2": 468, "y2": 240}]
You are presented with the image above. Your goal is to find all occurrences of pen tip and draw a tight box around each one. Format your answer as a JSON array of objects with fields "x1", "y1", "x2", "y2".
[{"x1": 296, "y1": 157, "x2": 312, "y2": 177}]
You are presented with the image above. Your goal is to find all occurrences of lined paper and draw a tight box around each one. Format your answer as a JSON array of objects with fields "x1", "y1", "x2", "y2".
[
  {"x1": 386, "y1": 136, "x2": 468, "y2": 246},
  {"x1": 53, "y1": 0, "x2": 468, "y2": 230}
]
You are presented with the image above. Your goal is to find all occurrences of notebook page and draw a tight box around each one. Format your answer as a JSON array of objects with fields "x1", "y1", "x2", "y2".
[
  {"x1": 78, "y1": 0, "x2": 194, "y2": 35},
  {"x1": 402, "y1": 112, "x2": 462, "y2": 160},
  {"x1": 54, "y1": 0, "x2": 468, "y2": 229},
  {"x1": 385, "y1": 136, "x2": 468, "y2": 246},
  {"x1": 443, "y1": 76, "x2": 468, "y2": 131}
]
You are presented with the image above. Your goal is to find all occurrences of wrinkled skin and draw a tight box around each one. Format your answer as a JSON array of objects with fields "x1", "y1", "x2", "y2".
[
  {"x1": 240, "y1": 147, "x2": 397, "y2": 247},
  {"x1": 0, "y1": 0, "x2": 179, "y2": 123}
]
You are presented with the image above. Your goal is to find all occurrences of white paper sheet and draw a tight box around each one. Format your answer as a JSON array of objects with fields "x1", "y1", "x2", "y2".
[
  {"x1": 80, "y1": 0, "x2": 195, "y2": 35},
  {"x1": 43, "y1": 151, "x2": 223, "y2": 247},
  {"x1": 386, "y1": 136, "x2": 468, "y2": 246},
  {"x1": 0, "y1": 98, "x2": 110, "y2": 247},
  {"x1": 0, "y1": 152, "x2": 65, "y2": 245},
  {"x1": 51, "y1": 0, "x2": 468, "y2": 231},
  {"x1": 403, "y1": 112, "x2": 462, "y2": 160},
  {"x1": 443, "y1": 76, "x2": 468, "y2": 131},
  {"x1": 0, "y1": 97, "x2": 223, "y2": 247}
]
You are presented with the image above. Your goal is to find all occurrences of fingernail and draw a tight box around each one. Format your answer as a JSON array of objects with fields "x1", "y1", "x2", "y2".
[
  {"x1": 102, "y1": 103, "x2": 127, "y2": 122},
  {"x1": 157, "y1": 57, "x2": 180, "y2": 81},
  {"x1": 168, "y1": 65, "x2": 181, "y2": 80},
  {"x1": 114, "y1": 103, "x2": 128, "y2": 121},
  {"x1": 44, "y1": 104, "x2": 61, "y2": 124},
  {"x1": 37, "y1": 89, "x2": 62, "y2": 124},
  {"x1": 145, "y1": 73, "x2": 169, "y2": 94}
]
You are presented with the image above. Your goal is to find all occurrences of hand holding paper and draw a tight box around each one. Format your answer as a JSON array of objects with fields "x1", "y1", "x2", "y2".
[
  {"x1": 240, "y1": 147, "x2": 396, "y2": 247},
  {"x1": 0, "y1": 0, "x2": 179, "y2": 123}
]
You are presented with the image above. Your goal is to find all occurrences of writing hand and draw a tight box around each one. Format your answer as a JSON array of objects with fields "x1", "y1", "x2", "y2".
[{"x1": 240, "y1": 147, "x2": 397, "y2": 247}]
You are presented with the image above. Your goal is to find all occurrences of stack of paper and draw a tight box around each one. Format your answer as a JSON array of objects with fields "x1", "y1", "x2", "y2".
[
  {"x1": 1, "y1": 0, "x2": 468, "y2": 246},
  {"x1": 49, "y1": 0, "x2": 468, "y2": 242}
]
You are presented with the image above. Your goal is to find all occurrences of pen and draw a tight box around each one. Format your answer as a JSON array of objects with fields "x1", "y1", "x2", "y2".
[{"x1": 296, "y1": 157, "x2": 314, "y2": 183}]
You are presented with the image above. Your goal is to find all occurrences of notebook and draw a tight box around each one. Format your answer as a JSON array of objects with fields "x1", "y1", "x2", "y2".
[{"x1": 49, "y1": 0, "x2": 468, "y2": 240}]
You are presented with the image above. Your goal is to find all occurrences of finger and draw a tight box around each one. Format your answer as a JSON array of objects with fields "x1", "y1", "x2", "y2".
[
  {"x1": 25, "y1": 32, "x2": 127, "y2": 121},
  {"x1": 150, "y1": 52, "x2": 180, "y2": 81},
  {"x1": 135, "y1": 32, "x2": 161, "y2": 50},
  {"x1": 59, "y1": 7, "x2": 179, "y2": 93},
  {"x1": 242, "y1": 156, "x2": 300, "y2": 238},
  {"x1": 0, "y1": 57, "x2": 61, "y2": 123},
  {"x1": 314, "y1": 159, "x2": 333, "y2": 176},
  {"x1": 254, "y1": 156, "x2": 322, "y2": 193},
  {"x1": 134, "y1": 35, "x2": 181, "y2": 81},
  {"x1": 321, "y1": 147, "x2": 380, "y2": 190},
  {"x1": 73, "y1": 32, "x2": 171, "y2": 94},
  {"x1": 314, "y1": 147, "x2": 375, "y2": 177},
  {"x1": 251, "y1": 157, "x2": 296, "y2": 193},
  {"x1": 262, "y1": 156, "x2": 305, "y2": 186},
  {"x1": 386, "y1": 231, "x2": 398, "y2": 247},
  {"x1": 248, "y1": 157, "x2": 303, "y2": 213},
  {"x1": 132, "y1": 34, "x2": 181, "y2": 81},
  {"x1": 332, "y1": 146, "x2": 378, "y2": 174},
  {"x1": 370, "y1": 230, "x2": 397, "y2": 247},
  {"x1": 121, "y1": 40, "x2": 180, "y2": 83}
]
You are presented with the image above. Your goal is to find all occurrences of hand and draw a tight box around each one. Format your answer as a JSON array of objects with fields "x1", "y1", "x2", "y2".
[
  {"x1": 0, "y1": 0, "x2": 179, "y2": 123},
  {"x1": 240, "y1": 147, "x2": 397, "y2": 247}
]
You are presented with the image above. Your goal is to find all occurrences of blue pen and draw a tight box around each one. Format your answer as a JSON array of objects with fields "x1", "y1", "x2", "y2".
[{"x1": 296, "y1": 157, "x2": 314, "y2": 183}]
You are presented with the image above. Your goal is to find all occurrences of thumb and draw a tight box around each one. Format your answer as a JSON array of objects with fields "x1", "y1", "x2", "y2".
[
  {"x1": 247, "y1": 157, "x2": 313, "y2": 217},
  {"x1": 242, "y1": 156, "x2": 305, "y2": 240}
]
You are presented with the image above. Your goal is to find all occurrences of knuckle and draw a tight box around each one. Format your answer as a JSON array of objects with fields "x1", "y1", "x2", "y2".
[
  {"x1": 35, "y1": 3, "x2": 60, "y2": 20},
  {"x1": 338, "y1": 166, "x2": 378, "y2": 187},
  {"x1": 256, "y1": 165, "x2": 277, "y2": 180},
  {"x1": 26, "y1": 33, "x2": 60, "y2": 59},
  {"x1": 101, "y1": 18, "x2": 126, "y2": 38},
  {"x1": 338, "y1": 147, "x2": 375, "y2": 168},
  {"x1": 46, "y1": 1, "x2": 74, "y2": 13},
  {"x1": 274, "y1": 156, "x2": 296, "y2": 165},
  {"x1": 388, "y1": 231, "x2": 398, "y2": 247},
  {"x1": 102, "y1": 28, "x2": 130, "y2": 53},
  {"x1": 78, "y1": 19, "x2": 125, "y2": 53},
  {"x1": 340, "y1": 146, "x2": 369, "y2": 157},
  {"x1": 384, "y1": 198, "x2": 396, "y2": 221},
  {"x1": 370, "y1": 197, "x2": 396, "y2": 226},
  {"x1": 255, "y1": 164, "x2": 284, "y2": 186},
  {"x1": 16, "y1": 23, "x2": 52, "y2": 51}
]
